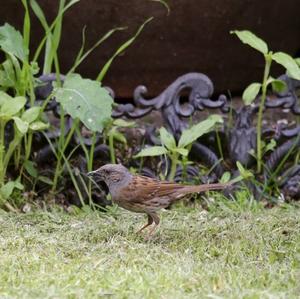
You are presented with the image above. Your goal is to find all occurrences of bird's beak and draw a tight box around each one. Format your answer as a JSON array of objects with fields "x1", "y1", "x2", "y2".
[{"x1": 87, "y1": 170, "x2": 102, "y2": 180}]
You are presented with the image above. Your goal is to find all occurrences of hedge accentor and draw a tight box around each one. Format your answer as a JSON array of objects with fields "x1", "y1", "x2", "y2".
[{"x1": 88, "y1": 164, "x2": 230, "y2": 237}]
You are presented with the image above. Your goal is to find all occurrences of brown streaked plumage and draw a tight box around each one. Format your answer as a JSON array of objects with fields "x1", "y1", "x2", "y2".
[{"x1": 88, "y1": 164, "x2": 231, "y2": 237}]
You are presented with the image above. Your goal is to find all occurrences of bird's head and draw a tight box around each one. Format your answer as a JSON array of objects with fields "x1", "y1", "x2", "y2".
[{"x1": 87, "y1": 164, "x2": 131, "y2": 188}]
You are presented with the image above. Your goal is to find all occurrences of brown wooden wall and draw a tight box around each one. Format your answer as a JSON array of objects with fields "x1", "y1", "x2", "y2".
[{"x1": 1, "y1": 0, "x2": 300, "y2": 98}]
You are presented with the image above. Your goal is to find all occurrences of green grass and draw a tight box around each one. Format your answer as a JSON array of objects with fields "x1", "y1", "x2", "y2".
[{"x1": 0, "y1": 198, "x2": 300, "y2": 298}]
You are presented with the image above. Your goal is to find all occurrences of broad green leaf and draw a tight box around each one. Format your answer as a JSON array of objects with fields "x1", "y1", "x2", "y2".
[
  {"x1": 266, "y1": 77, "x2": 287, "y2": 93},
  {"x1": 230, "y1": 30, "x2": 268, "y2": 54},
  {"x1": 159, "y1": 127, "x2": 176, "y2": 150},
  {"x1": 112, "y1": 131, "x2": 127, "y2": 144},
  {"x1": 29, "y1": 121, "x2": 49, "y2": 131},
  {"x1": 0, "y1": 91, "x2": 12, "y2": 106},
  {"x1": 272, "y1": 52, "x2": 300, "y2": 80},
  {"x1": 0, "y1": 23, "x2": 28, "y2": 61},
  {"x1": 173, "y1": 147, "x2": 188, "y2": 156},
  {"x1": 0, "y1": 96, "x2": 26, "y2": 117},
  {"x1": 53, "y1": 74, "x2": 113, "y2": 132},
  {"x1": 14, "y1": 181, "x2": 24, "y2": 190},
  {"x1": 295, "y1": 58, "x2": 300, "y2": 67},
  {"x1": 220, "y1": 171, "x2": 231, "y2": 183},
  {"x1": 21, "y1": 106, "x2": 41, "y2": 123},
  {"x1": 24, "y1": 160, "x2": 38, "y2": 178},
  {"x1": 0, "y1": 70, "x2": 9, "y2": 88},
  {"x1": 0, "y1": 59, "x2": 16, "y2": 87},
  {"x1": 236, "y1": 161, "x2": 254, "y2": 179},
  {"x1": 0, "y1": 182, "x2": 15, "y2": 200},
  {"x1": 134, "y1": 146, "x2": 168, "y2": 158},
  {"x1": 0, "y1": 180, "x2": 24, "y2": 200},
  {"x1": 113, "y1": 119, "x2": 135, "y2": 128},
  {"x1": 242, "y1": 82, "x2": 261, "y2": 105},
  {"x1": 178, "y1": 115, "x2": 223, "y2": 148},
  {"x1": 13, "y1": 117, "x2": 29, "y2": 134}
]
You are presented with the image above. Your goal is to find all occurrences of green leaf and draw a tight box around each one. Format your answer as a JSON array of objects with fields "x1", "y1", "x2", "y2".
[
  {"x1": 0, "y1": 182, "x2": 15, "y2": 199},
  {"x1": 0, "y1": 96, "x2": 26, "y2": 117},
  {"x1": 159, "y1": 127, "x2": 176, "y2": 150},
  {"x1": 236, "y1": 161, "x2": 254, "y2": 179},
  {"x1": 21, "y1": 106, "x2": 41, "y2": 123},
  {"x1": 0, "y1": 70, "x2": 12, "y2": 88},
  {"x1": 0, "y1": 91, "x2": 12, "y2": 106},
  {"x1": 0, "y1": 23, "x2": 28, "y2": 61},
  {"x1": 113, "y1": 119, "x2": 135, "y2": 128},
  {"x1": 14, "y1": 181, "x2": 24, "y2": 190},
  {"x1": 53, "y1": 74, "x2": 113, "y2": 132},
  {"x1": 229, "y1": 175, "x2": 244, "y2": 184},
  {"x1": 0, "y1": 60, "x2": 16, "y2": 88},
  {"x1": 97, "y1": 18, "x2": 153, "y2": 81},
  {"x1": 24, "y1": 160, "x2": 38, "y2": 178},
  {"x1": 173, "y1": 147, "x2": 189, "y2": 156},
  {"x1": 134, "y1": 146, "x2": 168, "y2": 158},
  {"x1": 272, "y1": 52, "x2": 300, "y2": 80},
  {"x1": 0, "y1": 59, "x2": 16, "y2": 88},
  {"x1": 112, "y1": 131, "x2": 127, "y2": 144},
  {"x1": 266, "y1": 77, "x2": 287, "y2": 93},
  {"x1": 13, "y1": 117, "x2": 29, "y2": 134},
  {"x1": 220, "y1": 171, "x2": 231, "y2": 183},
  {"x1": 295, "y1": 58, "x2": 300, "y2": 67},
  {"x1": 37, "y1": 175, "x2": 53, "y2": 185},
  {"x1": 30, "y1": 61, "x2": 40, "y2": 75},
  {"x1": 150, "y1": 0, "x2": 170, "y2": 15},
  {"x1": 230, "y1": 30, "x2": 268, "y2": 54},
  {"x1": 29, "y1": 121, "x2": 49, "y2": 131},
  {"x1": 0, "y1": 181, "x2": 24, "y2": 200},
  {"x1": 265, "y1": 139, "x2": 276, "y2": 153},
  {"x1": 242, "y1": 82, "x2": 261, "y2": 105},
  {"x1": 178, "y1": 115, "x2": 223, "y2": 148}
]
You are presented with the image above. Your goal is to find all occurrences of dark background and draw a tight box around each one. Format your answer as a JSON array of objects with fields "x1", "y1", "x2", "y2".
[{"x1": 1, "y1": 0, "x2": 300, "y2": 98}]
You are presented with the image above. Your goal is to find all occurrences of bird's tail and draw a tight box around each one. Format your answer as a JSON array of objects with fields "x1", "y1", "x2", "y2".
[{"x1": 178, "y1": 182, "x2": 231, "y2": 197}]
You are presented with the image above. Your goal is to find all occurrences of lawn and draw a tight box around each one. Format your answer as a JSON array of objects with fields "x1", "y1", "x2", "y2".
[{"x1": 0, "y1": 198, "x2": 299, "y2": 299}]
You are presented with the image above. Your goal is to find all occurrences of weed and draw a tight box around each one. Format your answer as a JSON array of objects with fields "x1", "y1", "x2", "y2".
[
  {"x1": 231, "y1": 30, "x2": 300, "y2": 173},
  {"x1": 135, "y1": 115, "x2": 223, "y2": 180}
]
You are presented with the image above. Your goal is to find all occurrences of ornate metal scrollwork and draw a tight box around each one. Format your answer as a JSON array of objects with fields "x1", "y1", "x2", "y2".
[
  {"x1": 228, "y1": 106, "x2": 257, "y2": 168},
  {"x1": 116, "y1": 73, "x2": 229, "y2": 135},
  {"x1": 30, "y1": 72, "x2": 300, "y2": 202}
]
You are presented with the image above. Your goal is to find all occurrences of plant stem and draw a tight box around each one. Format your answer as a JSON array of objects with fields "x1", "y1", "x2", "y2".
[
  {"x1": 169, "y1": 153, "x2": 179, "y2": 181},
  {"x1": 0, "y1": 120, "x2": 6, "y2": 185},
  {"x1": 88, "y1": 132, "x2": 96, "y2": 171},
  {"x1": 87, "y1": 132, "x2": 97, "y2": 205},
  {"x1": 3, "y1": 135, "x2": 22, "y2": 178},
  {"x1": 256, "y1": 54, "x2": 272, "y2": 173},
  {"x1": 216, "y1": 130, "x2": 224, "y2": 162},
  {"x1": 52, "y1": 118, "x2": 78, "y2": 191},
  {"x1": 109, "y1": 133, "x2": 115, "y2": 164}
]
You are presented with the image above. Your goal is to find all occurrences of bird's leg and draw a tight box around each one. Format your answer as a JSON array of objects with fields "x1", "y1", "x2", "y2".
[
  {"x1": 136, "y1": 214, "x2": 153, "y2": 234},
  {"x1": 145, "y1": 213, "x2": 160, "y2": 239}
]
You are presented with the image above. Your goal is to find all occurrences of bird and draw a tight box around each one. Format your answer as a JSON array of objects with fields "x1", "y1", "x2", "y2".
[{"x1": 88, "y1": 164, "x2": 231, "y2": 238}]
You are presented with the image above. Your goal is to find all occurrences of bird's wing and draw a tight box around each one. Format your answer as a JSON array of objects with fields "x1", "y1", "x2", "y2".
[{"x1": 124, "y1": 175, "x2": 185, "y2": 203}]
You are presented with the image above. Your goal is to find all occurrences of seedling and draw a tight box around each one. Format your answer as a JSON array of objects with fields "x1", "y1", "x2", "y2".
[
  {"x1": 103, "y1": 119, "x2": 135, "y2": 164},
  {"x1": 135, "y1": 115, "x2": 223, "y2": 180},
  {"x1": 231, "y1": 30, "x2": 300, "y2": 173}
]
